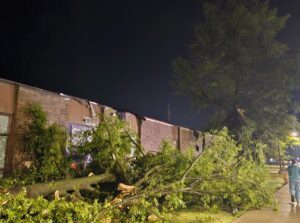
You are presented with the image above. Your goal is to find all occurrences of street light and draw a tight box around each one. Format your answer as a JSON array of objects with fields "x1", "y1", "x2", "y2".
[{"x1": 291, "y1": 131, "x2": 298, "y2": 137}]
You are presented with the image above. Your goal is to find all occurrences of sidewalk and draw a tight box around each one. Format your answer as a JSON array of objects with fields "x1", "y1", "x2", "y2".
[{"x1": 233, "y1": 183, "x2": 300, "y2": 223}]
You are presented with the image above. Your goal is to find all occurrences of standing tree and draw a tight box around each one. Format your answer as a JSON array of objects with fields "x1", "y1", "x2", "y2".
[
  {"x1": 172, "y1": 0, "x2": 300, "y2": 144},
  {"x1": 23, "y1": 103, "x2": 68, "y2": 182}
]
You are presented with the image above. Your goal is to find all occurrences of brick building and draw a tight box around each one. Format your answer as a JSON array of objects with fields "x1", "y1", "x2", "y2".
[{"x1": 0, "y1": 78, "x2": 208, "y2": 177}]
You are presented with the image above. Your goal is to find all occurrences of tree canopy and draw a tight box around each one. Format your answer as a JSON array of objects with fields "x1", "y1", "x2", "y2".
[{"x1": 172, "y1": 0, "x2": 300, "y2": 143}]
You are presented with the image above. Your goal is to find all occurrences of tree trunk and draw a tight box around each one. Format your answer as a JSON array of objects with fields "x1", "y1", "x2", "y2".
[{"x1": 18, "y1": 173, "x2": 116, "y2": 198}]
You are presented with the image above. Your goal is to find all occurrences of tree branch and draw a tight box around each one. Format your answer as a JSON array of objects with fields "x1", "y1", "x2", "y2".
[
  {"x1": 124, "y1": 130, "x2": 145, "y2": 156},
  {"x1": 180, "y1": 152, "x2": 205, "y2": 182}
]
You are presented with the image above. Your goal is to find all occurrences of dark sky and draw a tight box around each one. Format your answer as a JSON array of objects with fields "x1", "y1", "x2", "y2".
[{"x1": 1, "y1": 0, "x2": 300, "y2": 130}]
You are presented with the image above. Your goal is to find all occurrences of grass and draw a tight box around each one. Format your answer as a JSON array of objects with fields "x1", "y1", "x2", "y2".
[
  {"x1": 268, "y1": 172, "x2": 286, "y2": 190},
  {"x1": 171, "y1": 166, "x2": 287, "y2": 223},
  {"x1": 171, "y1": 209, "x2": 235, "y2": 223}
]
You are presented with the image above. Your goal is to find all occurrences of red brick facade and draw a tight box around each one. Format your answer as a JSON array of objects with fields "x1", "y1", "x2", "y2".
[
  {"x1": 0, "y1": 78, "x2": 204, "y2": 175},
  {"x1": 179, "y1": 127, "x2": 195, "y2": 153},
  {"x1": 141, "y1": 118, "x2": 179, "y2": 153},
  {"x1": 17, "y1": 87, "x2": 68, "y2": 125}
]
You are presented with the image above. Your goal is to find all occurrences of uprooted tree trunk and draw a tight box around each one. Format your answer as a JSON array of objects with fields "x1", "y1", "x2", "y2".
[{"x1": 13, "y1": 173, "x2": 116, "y2": 198}]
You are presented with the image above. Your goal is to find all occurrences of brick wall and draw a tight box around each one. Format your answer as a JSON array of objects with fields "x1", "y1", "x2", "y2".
[
  {"x1": 179, "y1": 127, "x2": 195, "y2": 153},
  {"x1": 0, "y1": 79, "x2": 205, "y2": 174},
  {"x1": 11, "y1": 86, "x2": 69, "y2": 170},
  {"x1": 0, "y1": 82, "x2": 15, "y2": 114},
  {"x1": 67, "y1": 99, "x2": 101, "y2": 126},
  {"x1": 124, "y1": 112, "x2": 139, "y2": 134},
  {"x1": 17, "y1": 86, "x2": 68, "y2": 125},
  {"x1": 141, "y1": 118, "x2": 178, "y2": 153}
]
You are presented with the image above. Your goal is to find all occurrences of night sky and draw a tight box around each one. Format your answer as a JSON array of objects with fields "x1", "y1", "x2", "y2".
[{"x1": 1, "y1": 0, "x2": 300, "y2": 130}]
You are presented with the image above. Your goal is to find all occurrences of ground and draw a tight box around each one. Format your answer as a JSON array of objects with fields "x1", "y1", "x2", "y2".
[{"x1": 172, "y1": 209, "x2": 235, "y2": 223}]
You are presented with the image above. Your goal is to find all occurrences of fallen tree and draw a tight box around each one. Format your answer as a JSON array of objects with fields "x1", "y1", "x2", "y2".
[
  {"x1": 1, "y1": 127, "x2": 275, "y2": 222},
  {"x1": 12, "y1": 173, "x2": 116, "y2": 198},
  {"x1": 1, "y1": 105, "x2": 276, "y2": 222}
]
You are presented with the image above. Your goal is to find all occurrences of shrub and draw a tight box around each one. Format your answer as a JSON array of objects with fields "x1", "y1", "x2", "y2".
[{"x1": 23, "y1": 103, "x2": 69, "y2": 183}]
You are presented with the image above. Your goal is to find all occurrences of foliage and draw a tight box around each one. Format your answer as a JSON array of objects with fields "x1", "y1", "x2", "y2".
[
  {"x1": 132, "y1": 141, "x2": 192, "y2": 187},
  {"x1": 182, "y1": 128, "x2": 274, "y2": 212},
  {"x1": 0, "y1": 189, "x2": 108, "y2": 223},
  {"x1": 74, "y1": 114, "x2": 140, "y2": 182},
  {"x1": 238, "y1": 126, "x2": 266, "y2": 164},
  {"x1": 107, "y1": 142, "x2": 191, "y2": 222},
  {"x1": 100, "y1": 129, "x2": 273, "y2": 221},
  {"x1": 23, "y1": 103, "x2": 69, "y2": 183},
  {"x1": 2, "y1": 107, "x2": 275, "y2": 222},
  {"x1": 172, "y1": 0, "x2": 300, "y2": 144}
]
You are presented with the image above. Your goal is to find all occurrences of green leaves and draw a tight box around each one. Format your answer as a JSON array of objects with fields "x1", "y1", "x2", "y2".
[
  {"x1": 172, "y1": 0, "x2": 300, "y2": 144},
  {"x1": 2, "y1": 106, "x2": 275, "y2": 222},
  {"x1": 23, "y1": 104, "x2": 68, "y2": 183},
  {"x1": 182, "y1": 128, "x2": 274, "y2": 212},
  {"x1": 0, "y1": 190, "x2": 107, "y2": 223},
  {"x1": 78, "y1": 114, "x2": 140, "y2": 183}
]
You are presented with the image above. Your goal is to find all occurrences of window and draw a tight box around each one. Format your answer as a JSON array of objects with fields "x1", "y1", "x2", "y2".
[
  {"x1": 0, "y1": 115, "x2": 9, "y2": 177},
  {"x1": 66, "y1": 123, "x2": 94, "y2": 171},
  {"x1": 68, "y1": 123, "x2": 93, "y2": 145}
]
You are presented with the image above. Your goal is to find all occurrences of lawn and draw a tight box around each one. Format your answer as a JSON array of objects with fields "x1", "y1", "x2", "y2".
[{"x1": 172, "y1": 209, "x2": 235, "y2": 223}]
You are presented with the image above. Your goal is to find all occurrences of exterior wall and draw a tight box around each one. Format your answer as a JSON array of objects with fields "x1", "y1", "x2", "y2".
[
  {"x1": 90, "y1": 102, "x2": 101, "y2": 125},
  {"x1": 0, "y1": 78, "x2": 204, "y2": 175},
  {"x1": 0, "y1": 82, "x2": 15, "y2": 114},
  {"x1": 0, "y1": 82, "x2": 16, "y2": 176},
  {"x1": 17, "y1": 86, "x2": 68, "y2": 125},
  {"x1": 124, "y1": 112, "x2": 139, "y2": 133},
  {"x1": 11, "y1": 86, "x2": 103, "y2": 170},
  {"x1": 141, "y1": 118, "x2": 178, "y2": 153},
  {"x1": 67, "y1": 99, "x2": 101, "y2": 126},
  {"x1": 179, "y1": 127, "x2": 195, "y2": 153},
  {"x1": 11, "y1": 86, "x2": 70, "y2": 170}
]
